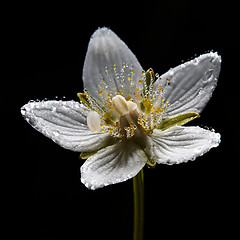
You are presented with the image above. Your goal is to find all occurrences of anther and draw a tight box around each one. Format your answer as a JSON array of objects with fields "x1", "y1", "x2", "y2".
[
  {"x1": 112, "y1": 95, "x2": 129, "y2": 116},
  {"x1": 87, "y1": 111, "x2": 102, "y2": 133}
]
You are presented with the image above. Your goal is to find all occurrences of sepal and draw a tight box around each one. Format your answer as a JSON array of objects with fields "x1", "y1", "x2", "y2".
[
  {"x1": 158, "y1": 112, "x2": 200, "y2": 131},
  {"x1": 79, "y1": 151, "x2": 98, "y2": 159}
]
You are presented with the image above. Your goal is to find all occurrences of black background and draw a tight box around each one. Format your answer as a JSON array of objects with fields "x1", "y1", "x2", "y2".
[{"x1": 9, "y1": 1, "x2": 239, "y2": 239}]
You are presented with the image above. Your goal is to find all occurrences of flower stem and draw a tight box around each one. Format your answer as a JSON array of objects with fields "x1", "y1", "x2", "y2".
[{"x1": 133, "y1": 169, "x2": 144, "y2": 240}]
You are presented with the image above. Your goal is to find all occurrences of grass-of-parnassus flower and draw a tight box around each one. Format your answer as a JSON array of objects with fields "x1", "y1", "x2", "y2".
[{"x1": 21, "y1": 27, "x2": 221, "y2": 190}]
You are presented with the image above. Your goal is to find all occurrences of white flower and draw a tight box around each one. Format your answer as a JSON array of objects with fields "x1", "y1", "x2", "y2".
[{"x1": 21, "y1": 27, "x2": 221, "y2": 190}]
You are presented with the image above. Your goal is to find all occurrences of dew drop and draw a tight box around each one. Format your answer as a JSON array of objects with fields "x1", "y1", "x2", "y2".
[
  {"x1": 193, "y1": 58, "x2": 199, "y2": 65},
  {"x1": 52, "y1": 130, "x2": 60, "y2": 137},
  {"x1": 202, "y1": 69, "x2": 214, "y2": 82},
  {"x1": 29, "y1": 102, "x2": 35, "y2": 108},
  {"x1": 51, "y1": 106, "x2": 57, "y2": 112},
  {"x1": 169, "y1": 69, "x2": 174, "y2": 76},
  {"x1": 21, "y1": 108, "x2": 26, "y2": 116}
]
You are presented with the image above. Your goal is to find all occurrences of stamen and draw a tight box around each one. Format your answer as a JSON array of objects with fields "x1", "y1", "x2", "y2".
[
  {"x1": 87, "y1": 111, "x2": 102, "y2": 133},
  {"x1": 80, "y1": 65, "x2": 170, "y2": 139},
  {"x1": 112, "y1": 95, "x2": 129, "y2": 116}
]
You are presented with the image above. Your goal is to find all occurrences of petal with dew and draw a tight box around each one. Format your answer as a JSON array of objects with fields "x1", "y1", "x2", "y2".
[
  {"x1": 148, "y1": 126, "x2": 220, "y2": 165},
  {"x1": 21, "y1": 100, "x2": 113, "y2": 152},
  {"x1": 81, "y1": 140, "x2": 147, "y2": 190},
  {"x1": 83, "y1": 27, "x2": 143, "y2": 100},
  {"x1": 156, "y1": 52, "x2": 221, "y2": 118}
]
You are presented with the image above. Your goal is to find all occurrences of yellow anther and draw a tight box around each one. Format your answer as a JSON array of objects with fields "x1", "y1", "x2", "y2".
[
  {"x1": 128, "y1": 77, "x2": 131, "y2": 81},
  {"x1": 135, "y1": 88, "x2": 139, "y2": 93},
  {"x1": 130, "y1": 122, "x2": 134, "y2": 127},
  {"x1": 138, "y1": 79, "x2": 143, "y2": 84}
]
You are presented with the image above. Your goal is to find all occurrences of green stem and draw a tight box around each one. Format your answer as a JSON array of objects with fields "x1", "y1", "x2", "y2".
[{"x1": 133, "y1": 169, "x2": 144, "y2": 240}]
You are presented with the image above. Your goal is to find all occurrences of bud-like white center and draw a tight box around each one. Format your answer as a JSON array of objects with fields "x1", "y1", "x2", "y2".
[{"x1": 112, "y1": 95, "x2": 129, "y2": 116}]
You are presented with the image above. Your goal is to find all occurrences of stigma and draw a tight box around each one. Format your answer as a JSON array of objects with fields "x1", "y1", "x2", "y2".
[{"x1": 78, "y1": 64, "x2": 170, "y2": 139}]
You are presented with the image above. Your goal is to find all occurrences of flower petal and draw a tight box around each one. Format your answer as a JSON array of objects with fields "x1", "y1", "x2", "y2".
[
  {"x1": 83, "y1": 27, "x2": 143, "y2": 99},
  {"x1": 157, "y1": 52, "x2": 221, "y2": 117},
  {"x1": 21, "y1": 100, "x2": 112, "y2": 152},
  {"x1": 148, "y1": 126, "x2": 220, "y2": 165},
  {"x1": 80, "y1": 141, "x2": 147, "y2": 190}
]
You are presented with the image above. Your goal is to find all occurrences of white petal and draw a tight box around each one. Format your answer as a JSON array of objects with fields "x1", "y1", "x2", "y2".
[
  {"x1": 83, "y1": 27, "x2": 143, "y2": 99},
  {"x1": 148, "y1": 126, "x2": 220, "y2": 165},
  {"x1": 157, "y1": 52, "x2": 221, "y2": 117},
  {"x1": 81, "y1": 141, "x2": 147, "y2": 190},
  {"x1": 21, "y1": 100, "x2": 111, "y2": 152}
]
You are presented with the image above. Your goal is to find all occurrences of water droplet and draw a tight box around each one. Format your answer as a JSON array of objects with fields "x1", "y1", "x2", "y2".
[
  {"x1": 202, "y1": 69, "x2": 214, "y2": 82},
  {"x1": 51, "y1": 106, "x2": 57, "y2": 112},
  {"x1": 28, "y1": 102, "x2": 35, "y2": 109},
  {"x1": 52, "y1": 130, "x2": 60, "y2": 137},
  {"x1": 193, "y1": 57, "x2": 199, "y2": 65},
  {"x1": 21, "y1": 108, "x2": 26, "y2": 116},
  {"x1": 169, "y1": 69, "x2": 174, "y2": 76}
]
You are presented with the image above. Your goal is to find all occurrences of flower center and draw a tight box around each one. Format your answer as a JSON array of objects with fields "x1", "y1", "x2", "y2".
[{"x1": 78, "y1": 65, "x2": 170, "y2": 139}]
